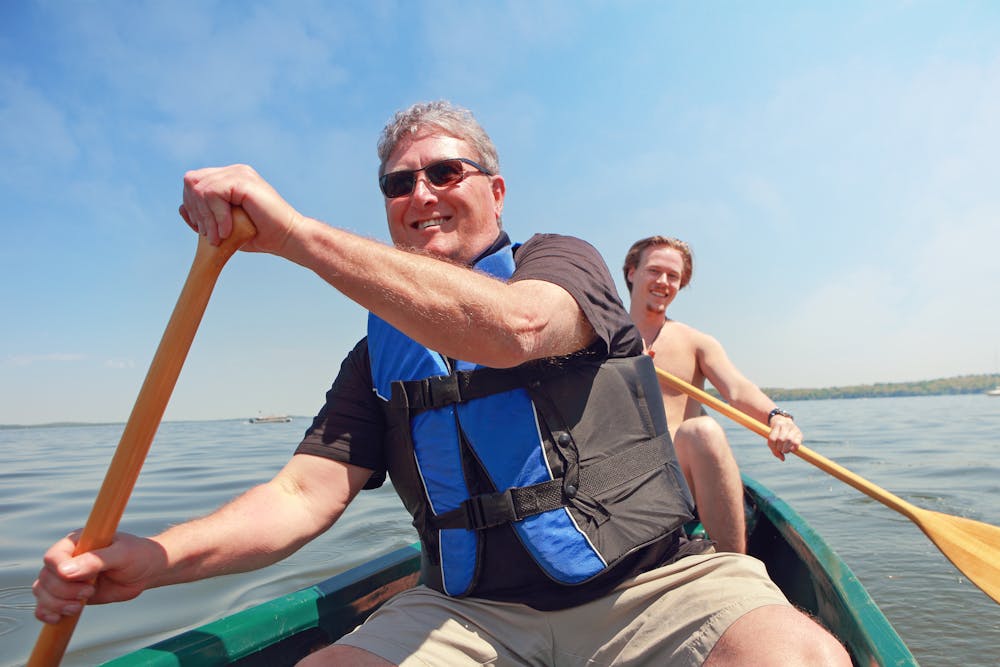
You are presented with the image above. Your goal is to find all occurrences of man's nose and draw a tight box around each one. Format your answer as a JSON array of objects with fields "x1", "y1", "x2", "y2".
[{"x1": 411, "y1": 174, "x2": 438, "y2": 201}]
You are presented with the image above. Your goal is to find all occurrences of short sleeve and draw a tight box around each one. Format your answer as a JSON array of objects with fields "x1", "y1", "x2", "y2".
[
  {"x1": 295, "y1": 338, "x2": 387, "y2": 489},
  {"x1": 510, "y1": 234, "x2": 643, "y2": 358}
]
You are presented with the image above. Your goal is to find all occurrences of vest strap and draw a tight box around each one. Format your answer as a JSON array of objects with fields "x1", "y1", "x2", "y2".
[
  {"x1": 429, "y1": 480, "x2": 563, "y2": 530},
  {"x1": 430, "y1": 433, "x2": 672, "y2": 530},
  {"x1": 399, "y1": 366, "x2": 527, "y2": 413}
]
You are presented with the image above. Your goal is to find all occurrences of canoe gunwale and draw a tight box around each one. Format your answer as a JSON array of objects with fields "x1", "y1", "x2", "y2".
[
  {"x1": 101, "y1": 545, "x2": 422, "y2": 666},
  {"x1": 742, "y1": 475, "x2": 916, "y2": 666}
]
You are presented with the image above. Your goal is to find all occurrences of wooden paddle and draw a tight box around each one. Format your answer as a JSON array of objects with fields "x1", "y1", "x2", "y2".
[
  {"x1": 28, "y1": 209, "x2": 257, "y2": 667},
  {"x1": 654, "y1": 366, "x2": 1000, "y2": 605}
]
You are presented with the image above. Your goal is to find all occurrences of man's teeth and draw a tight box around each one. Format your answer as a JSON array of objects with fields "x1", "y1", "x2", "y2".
[{"x1": 417, "y1": 219, "x2": 443, "y2": 230}]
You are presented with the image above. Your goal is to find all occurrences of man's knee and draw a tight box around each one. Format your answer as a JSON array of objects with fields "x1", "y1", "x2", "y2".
[
  {"x1": 676, "y1": 416, "x2": 730, "y2": 459},
  {"x1": 679, "y1": 415, "x2": 726, "y2": 440},
  {"x1": 706, "y1": 604, "x2": 851, "y2": 666}
]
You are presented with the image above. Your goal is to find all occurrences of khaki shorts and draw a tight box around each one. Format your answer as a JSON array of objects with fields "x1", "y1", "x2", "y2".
[{"x1": 335, "y1": 552, "x2": 790, "y2": 666}]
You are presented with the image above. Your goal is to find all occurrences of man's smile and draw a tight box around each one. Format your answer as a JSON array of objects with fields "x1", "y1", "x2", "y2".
[{"x1": 414, "y1": 216, "x2": 448, "y2": 230}]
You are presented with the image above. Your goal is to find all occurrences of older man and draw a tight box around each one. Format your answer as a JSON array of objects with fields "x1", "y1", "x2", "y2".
[{"x1": 35, "y1": 103, "x2": 846, "y2": 666}]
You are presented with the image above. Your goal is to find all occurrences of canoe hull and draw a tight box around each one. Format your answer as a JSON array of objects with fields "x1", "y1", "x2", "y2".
[
  {"x1": 103, "y1": 475, "x2": 916, "y2": 666},
  {"x1": 742, "y1": 476, "x2": 915, "y2": 666}
]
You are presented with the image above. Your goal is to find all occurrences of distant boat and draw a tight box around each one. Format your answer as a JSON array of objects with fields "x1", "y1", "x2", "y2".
[
  {"x1": 248, "y1": 414, "x2": 292, "y2": 424},
  {"x1": 986, "y1": 386, "x2": 1000, "y2": 397}
]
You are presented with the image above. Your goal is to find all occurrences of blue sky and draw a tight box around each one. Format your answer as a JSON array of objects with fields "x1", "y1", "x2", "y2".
[{"x1": 3, "y1": 1, "x2": 999, "y2": 425}]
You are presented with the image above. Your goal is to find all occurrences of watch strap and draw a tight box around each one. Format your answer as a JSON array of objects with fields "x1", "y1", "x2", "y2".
[{"x1": 767, "y1": 407, "x2": 793, "y2": 425}]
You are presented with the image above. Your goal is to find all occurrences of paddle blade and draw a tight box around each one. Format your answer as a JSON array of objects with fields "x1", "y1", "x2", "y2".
[{"x1": 918, "y1": 509, "x2": 1000, "y2": 604}]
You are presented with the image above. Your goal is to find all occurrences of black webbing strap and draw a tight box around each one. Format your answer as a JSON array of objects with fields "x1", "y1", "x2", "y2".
[
  {"x1": 397, "y1": 367, "x2": 528, "y2": 414},
  {"x1": 576, "y1": 433, "x2": 673, "y2": 498},
  {"x1": 430, "y1": 479, "x2": 564, "y2": 530},
  {"x1": 429, "y1": 434, "x2": 671, "y2": 531}
]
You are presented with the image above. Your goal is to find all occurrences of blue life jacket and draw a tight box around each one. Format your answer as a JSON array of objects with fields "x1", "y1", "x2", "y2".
[{"x1": 368, "y1": 240, "x2": 693, "y2": 598}]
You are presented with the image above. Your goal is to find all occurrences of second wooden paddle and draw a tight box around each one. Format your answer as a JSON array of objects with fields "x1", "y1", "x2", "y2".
[{"x1": 654, "y1": 366, "x2": 1000, "y2": 605}]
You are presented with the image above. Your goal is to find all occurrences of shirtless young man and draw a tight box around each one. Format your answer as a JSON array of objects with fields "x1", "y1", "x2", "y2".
[{"x1": 624, "y1": 236, "x2": 802, "y2": 553}]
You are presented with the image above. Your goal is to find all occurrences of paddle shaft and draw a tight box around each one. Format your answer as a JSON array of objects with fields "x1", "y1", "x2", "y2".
[
  {"x1": 28, "y1": 211, "x2": 256, "y2": 667},
  {"x1": 655, "y1": 366, "x2": 1000, "y2": 606},
  {"x1": 653, "y1": 367, "x2": 924, "y2": 521}
]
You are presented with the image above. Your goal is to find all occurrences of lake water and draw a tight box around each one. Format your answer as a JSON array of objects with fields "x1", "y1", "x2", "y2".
[{"x1": 2, "y1": 394, "x2": 999, "y2": 666}]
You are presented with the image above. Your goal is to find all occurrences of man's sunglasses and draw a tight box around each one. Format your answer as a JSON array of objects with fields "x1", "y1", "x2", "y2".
[{"x1": 379, "y1": 157, "x2": 493, "y2": 199}]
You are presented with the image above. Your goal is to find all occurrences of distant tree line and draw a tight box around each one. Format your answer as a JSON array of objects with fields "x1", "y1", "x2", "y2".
[{"x1": 754, "y1": 373, "x2": 1000, "y2": 401}]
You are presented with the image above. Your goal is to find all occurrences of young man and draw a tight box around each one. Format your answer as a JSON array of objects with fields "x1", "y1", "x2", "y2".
[
  {"x1": 35, "y1": 104, "x2": 846, "y2": 666},
  {"x1": 624, "y1": 236, "x2": 803, "y2": 554}
]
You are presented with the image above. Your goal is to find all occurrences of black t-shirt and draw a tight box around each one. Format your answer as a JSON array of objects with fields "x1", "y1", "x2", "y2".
[{"x1": 296, "y1": 233, "x2": 671, "y2": 609}]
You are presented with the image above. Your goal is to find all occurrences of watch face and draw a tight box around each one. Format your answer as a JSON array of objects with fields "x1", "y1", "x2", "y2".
[{"x1": 769, "y1": 408, "x2": 792, "y2": 423}]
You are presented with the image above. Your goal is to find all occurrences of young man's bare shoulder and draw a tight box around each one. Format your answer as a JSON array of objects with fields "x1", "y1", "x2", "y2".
[
  {"x1": 660, "y1": 319, "x2": 706, "y2": 341},
  {"x1": 657, "y1": 320, "x2": 723, "y2": 355}
]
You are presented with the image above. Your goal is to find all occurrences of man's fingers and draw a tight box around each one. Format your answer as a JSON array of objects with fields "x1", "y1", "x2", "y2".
[
  {"x1": 32, "y1": 569, "x2": 96, "y2": 623},
  {"x1": 42, "y1": 544, "x2": 103, "y2": 581},
  {"x1": 178, "y1": 205, "x2": 197, "y2": 232},
  {"x1": 206, "y1": 197, "x2": 234, "y2": 243},
  {"x1": 182, "y1": 167, "x2": 233, "y2": 245}
]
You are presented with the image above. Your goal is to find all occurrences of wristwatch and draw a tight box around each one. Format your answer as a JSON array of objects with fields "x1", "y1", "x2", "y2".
[{"x1": 767, "y1": 408, "x2": 793, "y2": 425}]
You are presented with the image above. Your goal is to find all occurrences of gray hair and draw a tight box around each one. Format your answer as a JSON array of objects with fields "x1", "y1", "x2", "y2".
[{"x1": 377, "y1": 101, "x2": 500, "y2": 177}]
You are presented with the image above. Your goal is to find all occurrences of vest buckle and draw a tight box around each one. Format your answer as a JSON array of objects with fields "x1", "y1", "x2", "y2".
[
  {"x1": 463, "y1": 489, "x2": 519, "y2": 530},
  {"x1": 424, "y1": 374, "x2": 462, "y2": 409}
]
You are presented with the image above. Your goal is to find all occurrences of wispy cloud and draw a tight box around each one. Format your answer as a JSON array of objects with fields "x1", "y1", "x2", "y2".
[
  {"x1": 3, "y1": 2, "x2": 999, "y2": 424},
  {"x1": 5, "y1": 353, "x2": 87, "y2": 367}
]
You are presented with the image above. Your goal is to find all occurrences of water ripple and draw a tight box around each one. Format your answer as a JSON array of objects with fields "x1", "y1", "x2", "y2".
[
  {"x1": 0, "y1": 615, "x2": 20, "y2": 638},
  {"x1": 0, "y1": 587, "x2": 36, "y2": 610}
]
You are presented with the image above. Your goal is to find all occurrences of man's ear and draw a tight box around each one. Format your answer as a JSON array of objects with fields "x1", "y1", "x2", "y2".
[{"x1": 491, "y1": 174, "x2": 506, "y2": 218}]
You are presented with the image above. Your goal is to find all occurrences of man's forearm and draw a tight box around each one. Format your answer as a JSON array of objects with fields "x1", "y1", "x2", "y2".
[
  {"x1": 724, "y1": 383, "x2": 778, "y2": 425},
  {"x1": 148, "y1": 479, "x2": 333, "y2": 589},
  {"x1": 280, "y1": 219, "x2": 593, "y2": 366}
]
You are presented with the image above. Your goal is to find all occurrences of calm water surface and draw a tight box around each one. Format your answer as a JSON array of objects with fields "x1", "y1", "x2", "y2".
[{"x1": 2, "y1": 394, "x2": 999, "y2": 666}]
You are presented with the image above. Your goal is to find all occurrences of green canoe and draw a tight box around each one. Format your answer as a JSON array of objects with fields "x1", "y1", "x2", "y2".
[{"x1": 102, "y1": 475, "x2": 917, "y2": 666}]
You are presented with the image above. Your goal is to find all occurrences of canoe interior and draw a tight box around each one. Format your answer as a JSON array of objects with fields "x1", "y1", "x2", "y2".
[{"x1": 102, "y1": 475, "x2": 916, "y2": 666}]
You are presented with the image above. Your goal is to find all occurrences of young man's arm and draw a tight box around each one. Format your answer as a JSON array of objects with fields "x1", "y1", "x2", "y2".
[{"x1": 697, "y1": 332, "x2": 802, "y2": 460}]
